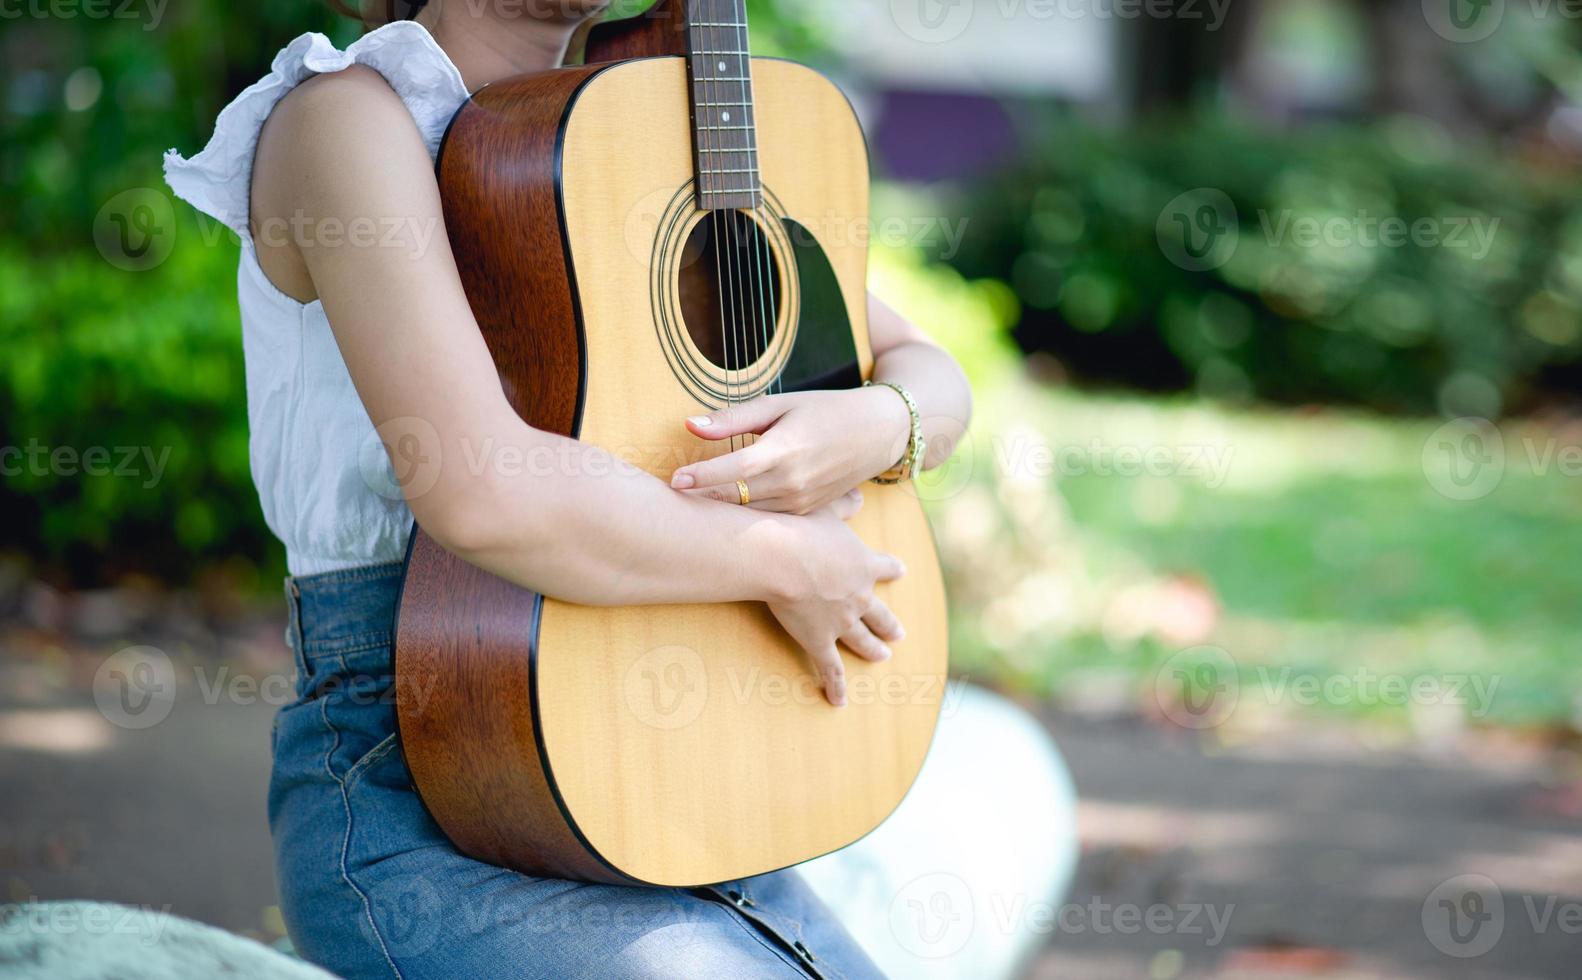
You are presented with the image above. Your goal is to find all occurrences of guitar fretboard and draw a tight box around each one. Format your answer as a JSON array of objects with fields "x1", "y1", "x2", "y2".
[{"x1": 686, "y1": 0, "x2": 760, "y2": 211}]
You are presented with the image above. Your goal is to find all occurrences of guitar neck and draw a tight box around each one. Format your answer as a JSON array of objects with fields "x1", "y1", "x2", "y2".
[
  {"x1": 583, "y1": 1, "x2": 763, "y2": 211},
  {"x1": 684, "y1": 0, "x2": 762, "y2": 211}
]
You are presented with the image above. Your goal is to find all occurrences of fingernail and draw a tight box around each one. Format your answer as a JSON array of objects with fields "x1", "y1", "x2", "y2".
[
  {"x1": 671, "y1": 472, "x2": 695, "y2": 489},
  {"x1": 894, "y1": 627, "x2": 906, "y2": 641},
  {"x1": 687, "y1": 416, "x2": 712, "y2": 427},
  {"x1": 876, "y1": 646, "x2": 892, "y2": 660}
]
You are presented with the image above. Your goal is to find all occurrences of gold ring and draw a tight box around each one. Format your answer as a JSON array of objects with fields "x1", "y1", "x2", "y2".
[{"x1": 736, "y1": 480, "x2": 751, "y2": 506}]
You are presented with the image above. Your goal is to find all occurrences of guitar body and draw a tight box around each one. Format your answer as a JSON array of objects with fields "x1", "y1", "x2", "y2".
[{"x1": 394, "y1": 49, "x2": 948, "y2": 887}]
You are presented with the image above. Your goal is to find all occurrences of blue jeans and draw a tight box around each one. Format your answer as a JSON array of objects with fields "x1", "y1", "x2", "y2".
[{"x1": 269, "y1": 562, "x2": 883, "y2": 980}]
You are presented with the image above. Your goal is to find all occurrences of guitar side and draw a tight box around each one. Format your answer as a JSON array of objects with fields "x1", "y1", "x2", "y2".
[{"x1": 394, "y1": 63, "x2": 628, "y2": 884}]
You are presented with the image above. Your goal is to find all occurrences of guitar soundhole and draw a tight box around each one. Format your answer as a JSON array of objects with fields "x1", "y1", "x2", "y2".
[{"x1": 678, "y1": 210, "x2": 783, "y2": 371}]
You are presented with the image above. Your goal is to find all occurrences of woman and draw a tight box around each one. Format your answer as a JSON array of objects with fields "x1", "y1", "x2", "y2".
[{"x1": 166, "y1": 1, "x2": 973, "y2": 977}]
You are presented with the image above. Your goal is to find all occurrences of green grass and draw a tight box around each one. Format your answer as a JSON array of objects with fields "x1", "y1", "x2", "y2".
[
  {"x1": 937, "y1": 388, "x2": 1582, "y2": 729},
  {"x1": 870, "y1": 244, "x2": 1582, "y2": 731}
]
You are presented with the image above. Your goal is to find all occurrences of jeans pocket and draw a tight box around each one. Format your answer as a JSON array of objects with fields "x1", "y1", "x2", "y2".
[{"x1": 344, "y1": 732, "x2": 400, "y2": 789}]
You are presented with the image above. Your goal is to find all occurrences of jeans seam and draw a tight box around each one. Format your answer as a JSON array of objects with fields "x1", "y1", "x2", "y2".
[
  {"x1": 288, "y1": 560, "x2": 404, "y2": 589},
  {"x1": 284, "y1": 579, "x2": 308, "y2": 694},
  {"x1": 299, "y1": 636, "x2": 395, "y2": 666},
  {"x1": 707, "y1": 894, "x2": 818, "y2": 978},
  {"x1": 320, "y1": 650, "x2": 404, "y2": 980},
  {"x1": 778, "y1": 915, "x2": 831, "y2": 980}
]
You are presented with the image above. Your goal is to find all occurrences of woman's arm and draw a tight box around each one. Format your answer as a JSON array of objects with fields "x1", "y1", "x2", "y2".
[
  {"x1": 251, "y1": 67, "x2": 901, "y2": 619},
  {"x1": 868, "y1": 292, "x2": 974, "y2": 470}
]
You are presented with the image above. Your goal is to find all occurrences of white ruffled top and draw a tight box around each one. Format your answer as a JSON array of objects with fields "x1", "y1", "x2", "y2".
[{"x1": 163, "y1": 22, "x2": 470, "y2": 576}]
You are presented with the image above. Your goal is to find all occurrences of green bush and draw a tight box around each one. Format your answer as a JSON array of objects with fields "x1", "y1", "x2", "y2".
[
  {"x1": 0, "y1": 223, "x2": 282, "y2": 586},
  {"x1": 947, "y1": 113, "x2": 1582, "y2": 416}
]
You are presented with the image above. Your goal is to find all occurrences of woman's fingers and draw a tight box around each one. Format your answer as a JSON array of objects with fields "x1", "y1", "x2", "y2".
[
  {"x1": 862, "y1": 596, "x2": 905, "y2": 643},
  {"x1": 682, "y1": 483, "x2": 766, "y2": 507},
  {"x1": 683, "y1": 396, "x2": 789, "y2": 442},
  {"x1": 869, "y1": 553, "x2": 906, "y2": 583},
  {"x1": 680, "y1": 484, "x2": 795, "y2": 511},
  {"x1": 682, "y1": 485, "x2": 864, "y2": 520},
  {"x1": 670, "y1": 441, "x2": 773, "y2": 490},
  {"x1": 807, "y1": 644, "x2": 847, "y2": 707},
  {"x1": 788, "y1": 597, "x2": 902, "y2": 708},
  {"x1": 826, "y1": 488, "x2": 863, "y2": 521},
  {"x1": 840, "y1": 622, "x2": 893, "y2": 663}
]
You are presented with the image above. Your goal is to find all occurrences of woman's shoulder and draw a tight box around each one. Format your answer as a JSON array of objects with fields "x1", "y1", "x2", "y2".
[
  {"x1": 251, "y1": 58, "x2": 449, "y2": 302},
  {"x1": 263, "y1": 62, "x2": 417, "y2": 153},
  {"x1": 164, "y1": 22, "x2": 467, "y2": 240}
]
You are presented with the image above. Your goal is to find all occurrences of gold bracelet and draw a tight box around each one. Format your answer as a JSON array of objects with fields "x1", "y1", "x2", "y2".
[{"x1": 864, "y1": 380, "x2": 925, "y2": 484}]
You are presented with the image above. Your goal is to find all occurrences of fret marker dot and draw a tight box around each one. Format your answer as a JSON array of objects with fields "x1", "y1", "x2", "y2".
[
  {"x1": 722, "y1": 111, "x2": 731, "y2": 122},
  {"x1": 718, "y1": 60, "x2": 728, "y2": 72}
]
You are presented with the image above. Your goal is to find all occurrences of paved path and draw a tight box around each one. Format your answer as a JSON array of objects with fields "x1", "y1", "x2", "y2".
[
  {"x1": 1026, "y1": 714, "x2": 1582, "y2": 979},
  {"x1": 2, "y1": 640, "x2": 1578, "y2": 978}
]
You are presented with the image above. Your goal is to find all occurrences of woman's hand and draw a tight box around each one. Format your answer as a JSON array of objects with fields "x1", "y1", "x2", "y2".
[
  {"x1": 669, "y1": 387, "x2": 911, "y2": 515},
  {"x1": 768, "y1": 490, "x2": 908, "y2": 706}
]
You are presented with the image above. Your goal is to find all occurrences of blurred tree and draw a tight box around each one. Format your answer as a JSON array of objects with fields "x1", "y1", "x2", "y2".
[
  {"x1": 1123, "y1": 0, "x2": 1255, "y2": 114},
  {"x1": 947, "y1": 111, "x2": 1582, "y2": 414}
]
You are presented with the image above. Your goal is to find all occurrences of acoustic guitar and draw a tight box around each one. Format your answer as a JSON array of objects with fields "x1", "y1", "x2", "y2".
[{"x1": 393, "y1": 0, "x2": 948, "y2": 887}]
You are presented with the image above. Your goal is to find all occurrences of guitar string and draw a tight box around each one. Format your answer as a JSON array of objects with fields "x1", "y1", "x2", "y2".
[
  {"x1": 734, "y1": 6, "x2": 778, "y2": 399},
  {"x1": 698, "y1": 12, "x2": 735, "y2": 454},
  {"x1": 705, "y1": 11, "x2": 742, "y2": 452},
  {"x1": 731, "y1": 2, "x2": 765, "y2": 391},
  {"x1": 716, "y1": 10, "x2": 750, "y2": 454}
]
